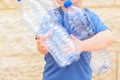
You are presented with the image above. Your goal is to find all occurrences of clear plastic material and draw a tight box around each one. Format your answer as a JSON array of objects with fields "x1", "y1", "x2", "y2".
[
  {"x1": 17, "y1": 0, "x2": 55, "y2": 34},
  {"x1": 64, "y1": 1, "x2": 95, "y2": 40},
  {"x1": 38, "y1": 16, "x2": 81, "y2": 67},
  {"x1": 17, "y1": 0, "x2": 81, "y2": 67},
  {"x1": 64, "y1": 0, "x2": 113, "y2": 74},
  {"x1": 90, "y1": 50, "x2": 113, "y2": 75}
]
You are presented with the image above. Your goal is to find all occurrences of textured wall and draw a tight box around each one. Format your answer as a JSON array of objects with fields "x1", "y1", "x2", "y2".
[{"x1": 0, "y1": 0, "x2": 120, "y2": 80}]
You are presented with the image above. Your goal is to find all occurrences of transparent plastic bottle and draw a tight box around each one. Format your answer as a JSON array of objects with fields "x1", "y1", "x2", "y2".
[
  {"x1": 63, "y1": 0, "x2": 88, "y2": 61},
  {"x1": 64, "y1": 0, "x2": 95, "y2": 40},
  {"x1": 90, "y1": 50, "x2": 113, "y2": 75},
  {"x1": 37, "y1": 11, "x2": 81, "y2": 67}
]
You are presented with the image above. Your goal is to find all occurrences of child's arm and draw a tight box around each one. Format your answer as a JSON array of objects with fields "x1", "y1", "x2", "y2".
[{"x1": 71, "y1": 30, "x2": 113, "y2": 52}]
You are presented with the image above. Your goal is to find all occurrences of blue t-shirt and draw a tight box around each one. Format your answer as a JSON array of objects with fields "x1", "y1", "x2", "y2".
[{"x1": 43, "y1": 7, "x2": 108, "y2": 80}]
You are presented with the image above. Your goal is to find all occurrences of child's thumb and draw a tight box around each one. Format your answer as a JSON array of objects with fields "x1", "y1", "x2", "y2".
[{"x1": 71, "y1": 34, "x2": 77, "y2": 41}]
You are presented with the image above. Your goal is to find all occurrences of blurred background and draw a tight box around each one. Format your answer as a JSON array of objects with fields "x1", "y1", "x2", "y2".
[{"x1": 0, "y1": 0, "x2": 120, "y2": 80}]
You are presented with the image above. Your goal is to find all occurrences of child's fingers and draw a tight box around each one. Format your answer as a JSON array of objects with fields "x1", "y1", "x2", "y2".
[
  {"x1": 35, "y1": 35, "x2": 41, "y2": 40},
  {"x1": 40, "y1": 45, "x2": 46, "y2": 50},
  {"x1": 39, "y1": 44, "x2": 46, "y2": 48},
  {"x1": 71, "y1": 34, "x2": 78, "y2": 42},
  {"x1": 42, "y1": 30, "x2": 52, "y2": 42},
  {"x1": 36, "y1": 35, "x2": 49, "y2": 54},
  {"x1": 36, "y1": 30, "x2": 52, "y2": 43},
  {"x1": 36, "y1": 35, "x2": 43, "y2": 44},
  {"x1": 37, "y1": 43, "x2": 48, "y2": 54},
  {"x1": 36, "y1": 39, "x2": 42, "y2": 44}
]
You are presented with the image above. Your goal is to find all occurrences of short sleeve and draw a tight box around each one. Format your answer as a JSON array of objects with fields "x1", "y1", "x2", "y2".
[{"x1": 91, "y1": 14, "x2": 109, "y2": 33}]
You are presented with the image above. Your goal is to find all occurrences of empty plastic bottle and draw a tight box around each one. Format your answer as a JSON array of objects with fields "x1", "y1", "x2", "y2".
[
  {"x1": 37, "y1": 10, "x2": 81, "y2": 67},
  {"x1": 64, "y1": 0, "x2": 95, "y2": 40},
  {"x1": 90, "y1": 50, "x2": 113, "y2": 74}
]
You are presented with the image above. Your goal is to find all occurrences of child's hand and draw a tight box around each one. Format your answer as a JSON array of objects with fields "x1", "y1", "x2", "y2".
[
  {"x1": 70, "y1": 34, "x2": 83, "y2": 52},
  {"x1": 36, "y1": 31, "x2": 52, "y2": 54},
  {"x1": 36, "y1": 35, "x2": 48, "y2": 54}
]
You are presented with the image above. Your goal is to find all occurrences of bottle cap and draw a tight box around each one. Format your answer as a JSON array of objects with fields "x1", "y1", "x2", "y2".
[
  {"x1": 64, "y1": 0, "x2": 72, "y2": 8},
  {"x1": 17, "y1": 0, "x2": 21, "y2": 2}
]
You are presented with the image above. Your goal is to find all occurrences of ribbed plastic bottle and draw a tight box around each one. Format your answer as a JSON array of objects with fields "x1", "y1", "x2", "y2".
[
  {"x1": 64, "y1": 0, "x2": 95, "y2": 40},
  {"x1": 37, "y1": 10, "x2": 81, "y2": 67},
  {"x1": 90, "y1": 50, "x2": 113, "y2": 74},
  {"x1": 63, "y1": 0, "x2": 88, "y2": 61}
]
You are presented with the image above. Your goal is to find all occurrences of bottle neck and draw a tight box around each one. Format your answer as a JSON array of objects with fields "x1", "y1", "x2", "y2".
[
  {"x1": 60, "y1": 6, "x2": 69, "y2": 13},
  {"x1": 60, "y1": 5, "x2": 82, "y2": 13}
]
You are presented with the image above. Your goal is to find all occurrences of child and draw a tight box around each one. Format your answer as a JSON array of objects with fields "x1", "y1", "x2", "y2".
[{"x1": 36, "y1": 0, "x2": 113, "y2": 80}]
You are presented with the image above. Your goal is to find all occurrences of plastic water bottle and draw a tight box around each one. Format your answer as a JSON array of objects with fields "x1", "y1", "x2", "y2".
[
  {"x1": 37, "y1": 10, "x2": 81, "y2": 67},
  {"x1": 90, "y1": 50, "x2": 113, "y2": 74},
  {"x1": 64, "y1": 0, "x2": 95, "y2": 40}
]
